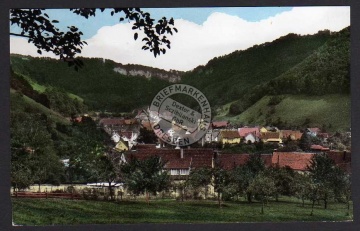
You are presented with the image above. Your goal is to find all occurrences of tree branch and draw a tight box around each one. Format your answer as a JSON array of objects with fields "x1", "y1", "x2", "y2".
[{"x1": 10, "y1": 33, "x2": 30, "y2": 38}]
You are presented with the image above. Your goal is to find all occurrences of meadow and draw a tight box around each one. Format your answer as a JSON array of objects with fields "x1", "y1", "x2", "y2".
[{"x1": 12, "y1": 197, "x2": 352, "y2": 225}]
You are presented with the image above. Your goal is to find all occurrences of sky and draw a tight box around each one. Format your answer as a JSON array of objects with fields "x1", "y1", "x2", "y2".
[{"x1": 10, "y1": 7, "x2": 350, "y2": 71}]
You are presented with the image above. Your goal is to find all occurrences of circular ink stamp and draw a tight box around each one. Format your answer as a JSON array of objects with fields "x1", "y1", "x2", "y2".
[{"x1": 148, "y1": 84, "x2": 212, "y2": 147}]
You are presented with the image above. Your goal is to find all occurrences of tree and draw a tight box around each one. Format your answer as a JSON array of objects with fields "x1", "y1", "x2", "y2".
[
  {"x1": 299, "y1": 132, "x2": 312, "y2": 151},
  {"x1": 11, "y1": 149, "x2": 34, "y2": 191},
  {"x1": 61, "y1": 117, "x2": 109, "y2": 184},
  {"x1": 188, "y1": 167, "x2": 212, "y2": 199},
  {"x1": 307, "y1": 181, "x2": 323, "y2": 216},
  {"x1": 93, "y1": 154, "x2": 120, "y2": 200},
  {"x1": 10, "y1": 8, "x2": 177, "y2": 70},
  {"x1": 292, "y1": 172, "x2": 313, "y2": 207},
  {"x1": 30, "y1": 147, "x2": 64, "y2": 192},
  {"x1": 10, "y1": 111, "x2": 64, "y2": 190},
  {"x1": 212, "y1": 167, "x2": 230, "y2": 207},
  {"x1": 247, "y1": 172, "x2": 276, "y2": 214},
  {"x1": 266, "y1": 165, "x2": 295, "y2": 201},
  {"x1": 121, "y1": 156, "x2": 170, "y2": 203},
  {"x1": 241, "y1": 154, "x2": 266, "y2": 202},
  {"x1": 307, "y1": 152, "x2": 347, "y2": 209},
  {"x1": 229, "y1": 166, "x2": 247, "y2": 201}
]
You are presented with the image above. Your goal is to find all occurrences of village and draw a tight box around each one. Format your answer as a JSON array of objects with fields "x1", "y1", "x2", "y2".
[
  {"x1": 98, "y1": 110, "x2": 351, "y2": 170},
  {"x1": 30, "y1": 110, "x2": 346, "y2": 200}
]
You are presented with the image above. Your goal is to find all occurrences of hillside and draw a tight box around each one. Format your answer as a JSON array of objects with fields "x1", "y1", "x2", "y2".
[
  {"x1": 216, "y1": 94, "x2": 350, "y2": 132},
  {"x1": 10, "y1": 89, "x2": 70, "y2": 126},
  {"x1": 10, "y1": 55, "x2": 177, "y2": 112},
  {"x1": 10, "y1": 69, "x2": 88, "y2": 117},
  {"x1": 228, "y1": 27, "x2": 350, "y2": 116},
  {"x1": 180, "y1": 30, "x2": 334, "y2": 106}
]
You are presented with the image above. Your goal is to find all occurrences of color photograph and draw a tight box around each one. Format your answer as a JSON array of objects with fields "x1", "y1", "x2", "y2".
[{"x1": 8, "y1": 5, "x2": 352, "y2": 226}]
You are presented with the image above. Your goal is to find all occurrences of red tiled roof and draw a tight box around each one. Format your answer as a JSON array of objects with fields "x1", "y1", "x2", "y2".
[
  {"x1": 125, "y1": 148, "x2": 214, "y2": 170},
  {"x1": 324, "y1": 150, "x2": 351, "y2": 173},
  {"x1": 261, "y1": 132, "x2": 281, "y2": 139},
  {"x1": 221, "y1": 130, "x2": 240, "y2": 139},
  {"x1": 217, "y1": 154, "x2": 249, "y2": 170},
  {"x1": 280, "y1": 130, "x2": 303, "y2": 140},
  {"x1": 327, "y1": 151, "x2": 351, "y2": 165},
  {"x1": 124, "y1": 119, "x2": 138, "y2": 125},
  {"x1": 310, "y1": 145, "x2": 329, "y2": 151},
  {"x1": 211, "y1": 121, "x2": 229, "y2": 128},
  {"x1": 217, "y1": 153, "x2": 273, "y2": 170},
  {"x1": 273, "y1": 151, "x2": 351, "y2": 172},
  {"x1": 135, "y1": 144, "x2": 157, "y2": 150},
  {"x1": 141, "y1": 121, "x2": 152, "y2": 130},
  {"x1": 99, "y1": 118, "x2": 125, "y2": 126},
  {"x1": 124, "y1": 149, "x2": 351, "y2": 173},
  {"x1": 238, "y1": 127, "x2": 260, "y2": 138},
  {"x1": 272, "y1": 152, "x2": 315, "y2": 171}
]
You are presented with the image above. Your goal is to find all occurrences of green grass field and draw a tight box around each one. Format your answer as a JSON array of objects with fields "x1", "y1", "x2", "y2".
[
  {"x1": 10, "y1": 90, "x2": 70, "y2": 125},
  {"x1": 12, "y1": 198, "x2": 352, "y2": 225},
  {"x1": 220, "y1": 94, "x2": 350, "y2": 132}
]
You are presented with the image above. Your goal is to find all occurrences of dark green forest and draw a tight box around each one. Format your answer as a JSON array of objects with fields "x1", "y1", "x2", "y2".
[
  {"x1": 227, "y1": 27, "x2": 350, "y2": 115},
  {"x1": 180, "y1": 30, "x2": 333, "y2": 105},
  {"x1": 10, "y1": 56, "x2": 170, "y2": 112}
]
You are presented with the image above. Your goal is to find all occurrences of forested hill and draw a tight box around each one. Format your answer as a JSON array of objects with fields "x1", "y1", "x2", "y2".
[
  {"x1": 228, "y1": 27, "x2": 350, "y2": 116},
  {"x1": 10, "y1": 56, "x2": 180, "y2": 112},
  {"x1": 10, "y1": 27, "x2": 350, "y2": 118},
  {"x1": 180, "y1": 28, "x2": 349, "y2": 108}
]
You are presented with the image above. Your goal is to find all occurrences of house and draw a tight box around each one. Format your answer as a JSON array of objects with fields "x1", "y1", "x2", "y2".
[
  {"x1": 260, "y1": 132, "x2": 282, "y2": 144},
  {"x1": 220, "y1": 130, "x2": 241, "y2": 144},
  {"x1": 99, "y1": 118, "x2": 140, "y2": 135},
  {"x1": 238, "y1": 127, "x2": 260, "y2": 137},
  {"x1": 135, "y1": 110, "x2": 149, "y2": 121},
  {"x1": 306, "y1": 127, "x2": 321, "y2": 137},
  {"x1": 238, "y1": 127, "x2": 260, "y2": 143},
  {"x1": 123, "y1": 148, "x2": 214, "y2": 180},
  {"x1": 265, "y1": 126, "x2": 279, "y2": 132},
  {"x1": 114, "y1": 140, "x2": 129, "y2": 152},
  {"x1": 260, "y1": 127, "x2": 268, "y2": 133},
  {"x1": 111, "y1": 130, "x2": 139, "y2": 150},
  {"x1": 205, "y1": 130, "x2": 220, "y2": 143},
  {"x1": 60, "y1": 159, "x2": 70, "y2": 167},
  {"x1": 317, "y1": 133, "x2": 330, "y2": 143},
  {"x1": 243, "y1": 133, "x2": 258, "y2": 144},
  {"x1": 280, "y1": 130, "x2": 303, "y2": 140},
  {"x1": 211, "y1": 121, "x2": 229, "y2": 129}
]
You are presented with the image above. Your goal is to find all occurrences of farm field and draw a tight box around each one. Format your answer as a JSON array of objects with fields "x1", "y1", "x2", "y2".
[{"x1": 12, "y1": 198, "x2": 352, "y2": 225}]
